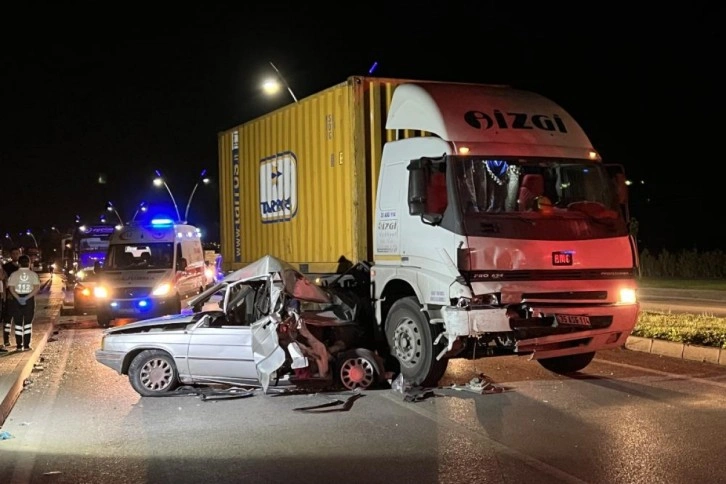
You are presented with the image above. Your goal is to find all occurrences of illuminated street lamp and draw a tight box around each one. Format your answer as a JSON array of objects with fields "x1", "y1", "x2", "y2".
[
  {"x1": 25, "y1": 229, "x2": 38, "y2": 248},
  {"x1": 131, "y1": 201, "x2": 148, "y2": 222},
  {"x1": 184, "y1": 169, "x2": 211, "y2": 223},
  {"x1": 153, "y1": 170, "x2": 181, "y2": 222},
  {"x1": 262, "y1": 61, "x2": 298, "y2": 103},
  {"x1": 106, "y1": 201, "x2": 125, "y2": 225}
]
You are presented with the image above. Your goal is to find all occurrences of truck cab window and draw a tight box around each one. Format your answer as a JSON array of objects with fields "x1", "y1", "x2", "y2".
[{"x1": 459, "y1": 159, "x2": 520, "y2": 213}]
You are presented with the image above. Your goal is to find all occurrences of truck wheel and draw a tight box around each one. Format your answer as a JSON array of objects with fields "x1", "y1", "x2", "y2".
[
  {"x1": 385, "y1": 296, "x2": 448, "y2": 387},
  {"x1": 538, "y1": 352, "x2": 596, "y2": 374},
  {"x1": 128, "y1": 350, "x2": 179, "y2": 397}
]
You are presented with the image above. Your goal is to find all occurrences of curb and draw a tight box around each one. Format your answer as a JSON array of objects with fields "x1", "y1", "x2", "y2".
[
  {"x1": 625, "y1": 335, "x2": 726, "y2": 366},
  {"x1": 0, "y1": 285, "x2": 63, "y2": 427}
]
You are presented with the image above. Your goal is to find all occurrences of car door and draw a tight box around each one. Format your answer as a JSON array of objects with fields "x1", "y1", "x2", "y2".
[{"x1": 186, "y1": 313, "x2": 257, "y2": 383}]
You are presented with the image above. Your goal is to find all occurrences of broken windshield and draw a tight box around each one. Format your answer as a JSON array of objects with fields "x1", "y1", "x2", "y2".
[{"x1": 452, "y1": 157, "x2": 620, "y2": 216}]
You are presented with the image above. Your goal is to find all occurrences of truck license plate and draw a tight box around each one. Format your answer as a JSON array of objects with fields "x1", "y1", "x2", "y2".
[{"x1": 555, "y1": 314, "x2": 591, "y2": 327}]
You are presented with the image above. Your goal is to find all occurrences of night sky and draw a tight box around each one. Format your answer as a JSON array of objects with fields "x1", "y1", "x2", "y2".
[{"x1": 1, "y1": 2, "x2": 721, "y2": 253}]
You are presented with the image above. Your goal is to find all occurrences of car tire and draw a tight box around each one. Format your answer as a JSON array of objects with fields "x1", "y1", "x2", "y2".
[
  {"x1": 335, "y1": 348, "x2": 382, "y2": 391},
  {"x1": 128, "y1": 349, "x2": 179, "y2": 397},
  {"x1": 538, "y1": 351, "x2": 596, "y2": 374},
  {"x1": 385, "y1": 296, "x2": 448, "y2": 387},
  {"x1": 96, "y1": 312, "x2": 112, "y2": 328}
]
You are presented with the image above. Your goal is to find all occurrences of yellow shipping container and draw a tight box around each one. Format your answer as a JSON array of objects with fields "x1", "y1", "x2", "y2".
[{"x1": 218, "y1": 76, "x2": 424, "y2": 273}]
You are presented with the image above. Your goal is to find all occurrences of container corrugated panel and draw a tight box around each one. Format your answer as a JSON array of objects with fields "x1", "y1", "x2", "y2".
[{"x1": 218, "y1": 76, "x2": 422, "y2": 273}]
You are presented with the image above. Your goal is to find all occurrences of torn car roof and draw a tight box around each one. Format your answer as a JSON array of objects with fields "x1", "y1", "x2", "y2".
[{"x1": 223, "y1": 255, "x2": 331, "y2": 304}]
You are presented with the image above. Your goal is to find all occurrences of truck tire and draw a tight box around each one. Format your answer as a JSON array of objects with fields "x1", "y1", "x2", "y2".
[
  {"x1": 385, "y1": 296, "x2": 448, "y2": 387},
  {"x1": 538, "y1": 351, "x2": 596, "y2": 374}
]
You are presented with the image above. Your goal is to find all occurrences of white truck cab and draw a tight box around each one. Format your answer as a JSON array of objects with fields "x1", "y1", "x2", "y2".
[
  {"x1": 94, "y1": 218, "x2": 206, "y2": 327},
  {"x1": 372, "y1": 82, "x2": 640, "y2": 385}
]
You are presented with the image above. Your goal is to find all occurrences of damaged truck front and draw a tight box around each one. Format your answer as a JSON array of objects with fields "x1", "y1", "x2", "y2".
[{"x1": 217, "y1": 77, "x2": 640, "y2": 388}]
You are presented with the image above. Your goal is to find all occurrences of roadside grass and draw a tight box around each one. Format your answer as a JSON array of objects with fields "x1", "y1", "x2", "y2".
[
  {"x1": 638, "y1": 277, "x2": 726, "y2": 291},
  {"x1": 635, "y1": 311, "x2": 726, "y2": 349}
]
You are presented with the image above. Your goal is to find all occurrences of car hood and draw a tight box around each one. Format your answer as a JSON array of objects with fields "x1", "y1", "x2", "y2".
[{"x1": 104, "y1": 312, "x2": 194, "y2": 334}]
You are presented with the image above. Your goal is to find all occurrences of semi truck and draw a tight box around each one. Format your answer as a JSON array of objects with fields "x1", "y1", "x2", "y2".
[{"x1": 217, "y1": 76, "x2": 640, "y2": 386}]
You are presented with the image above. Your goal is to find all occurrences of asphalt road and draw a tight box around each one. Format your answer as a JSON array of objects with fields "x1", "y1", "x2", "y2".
[{"x1": 0, "y1": 314, "x2": 724, "y2": 484}]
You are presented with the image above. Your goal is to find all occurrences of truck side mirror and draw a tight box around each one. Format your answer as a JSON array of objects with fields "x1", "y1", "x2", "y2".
[
  {"x1": 613, "y1": 172, "x2": 628, "y2": 205},
  {"x1": 421, "y1": 213, "x2": 443, "y2": 226},
  {"x1": 407, "y1": 160, "x2": 427, "y2": 215},
  {"x1": 605, "y1": 163, "x2": 628, "y2": 205}
]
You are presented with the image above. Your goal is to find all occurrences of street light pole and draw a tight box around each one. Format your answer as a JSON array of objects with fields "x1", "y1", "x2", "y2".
[
  {"x1": 184, "y1": 169, "x2": 211, "y2": 223},
  {"x1": 131, "y1": 201, "x2": 148, "y2": 222},
  {"x1": 106, "y1": 201, "x2": 125, "y2": 225},
  {"x1": 25, "y1": 230, "x2": 38, "y2": 248},
  {"x1": 153, "y1": 170, "x2": 181, "y2": 222},
  {"x1": 268, "y1": 61, "x2": 298, "y2": 103}
]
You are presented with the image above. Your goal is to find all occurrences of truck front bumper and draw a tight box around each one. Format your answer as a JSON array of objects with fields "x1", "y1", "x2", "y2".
[{"x1": 441, "y1": 302, "x2": 641, "y2": 360}]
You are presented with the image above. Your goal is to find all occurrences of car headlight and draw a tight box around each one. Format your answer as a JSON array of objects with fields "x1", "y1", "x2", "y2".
[
  {"x1": 80, "y1": 287, "x2": 91, "y2": 297},
  {"x1": 94, "y1": 286, "x2": 109, "y2": 298},
  {"x1": 152, "y1": 283, "x2": 171, "y2": 296}
]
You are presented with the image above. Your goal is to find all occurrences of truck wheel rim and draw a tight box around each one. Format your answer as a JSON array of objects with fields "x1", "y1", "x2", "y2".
[
  {"x1": 340, "y1": 357, "x2": 375, "y2": 390},
  {"x1": 393, "y1": 318, "x2": 421, "y2": 368},
  {"x1": 140, "y1": 358, "x2": 173, "y2": 391}
]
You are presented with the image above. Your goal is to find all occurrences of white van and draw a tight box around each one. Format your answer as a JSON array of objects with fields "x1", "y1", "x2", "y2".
[{"x1": 94, "y1": 219, "x2": 207, "y2": 327}]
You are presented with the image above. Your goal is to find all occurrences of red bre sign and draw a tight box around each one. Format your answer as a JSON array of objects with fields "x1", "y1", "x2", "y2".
[{"x1": 552, "y1": 251, "x2": 573, "y2": 266}]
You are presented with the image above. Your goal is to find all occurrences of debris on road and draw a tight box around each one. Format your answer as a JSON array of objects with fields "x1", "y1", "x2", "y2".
[
  {"x1": 450, "y1": 373, "x2": 505, "y2": 395},
  {"x1": 403, "y1": 388, "x2": 440, "y2": 403},
  {"x1": 293, "y1": 392, "x2": 364, "y2": 412}
]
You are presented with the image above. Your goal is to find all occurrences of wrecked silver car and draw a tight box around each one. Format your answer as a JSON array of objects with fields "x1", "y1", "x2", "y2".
[{"x1": 95, "y1": 255, "x2": 385, "y2": 397}]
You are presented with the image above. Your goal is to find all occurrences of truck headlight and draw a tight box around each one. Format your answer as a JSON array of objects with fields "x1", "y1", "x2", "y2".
[
  {"x1": 619, "y1": 288, "x2": 637, "y2": 304},
  {"x1": 152, "y1": 283, "x2": 171, "y2": 296},
  {"x1": 94, "y1": 286, "x2": 109, "y2": 298}
]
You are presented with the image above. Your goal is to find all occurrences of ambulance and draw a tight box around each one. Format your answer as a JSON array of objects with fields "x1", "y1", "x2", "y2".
[{"x1": 94, "y1": 218, "x2": 206, "y2": 327}]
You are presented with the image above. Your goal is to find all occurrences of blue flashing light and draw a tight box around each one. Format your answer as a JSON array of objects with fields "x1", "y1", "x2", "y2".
[
  {"x1": 368, "y1": 61, "x2": 379, "y2": 74},
  {"x1": 138, "y1": 300, "x2": 148, "y2": 308},
  {"x1": 110, "y1": 302, "x2": 119, "y2": 308},
  {"x1": 151, "y1": 218, "x2": 174, "y2": 226}
]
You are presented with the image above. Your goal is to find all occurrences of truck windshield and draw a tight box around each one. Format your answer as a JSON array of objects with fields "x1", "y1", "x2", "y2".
[
  {"x1": 451, "y1": 157, "x2": 620, "y2": 215},
  {"x1": 105, "y1": 243, "x2": 174, "y2": 270}
]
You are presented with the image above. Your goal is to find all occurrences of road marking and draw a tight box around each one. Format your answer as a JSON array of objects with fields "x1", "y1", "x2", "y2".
[{"x1": 595, "y1": 358, "x2": 726, "y2": 390}]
